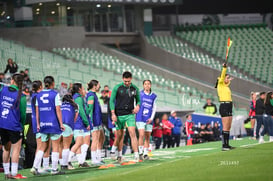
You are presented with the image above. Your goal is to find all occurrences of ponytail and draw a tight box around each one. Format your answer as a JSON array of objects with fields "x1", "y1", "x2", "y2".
[
  {"x1": 71, "y1": 83, "x2": 82, "y2": 95},
  {"x1": 87, "y1": 80, "x2": 99, "y2": 90},
  {"x1": 12, "y1": 73, "x2": 24, "y2": 109},
  {"x1": 44, "y1": 76, "x2": 54, "y2": 89},
  {"x1": 63, "y1": 94, "x2": 78, "y2": 109},
  {"x1": 32, "y1": 80, "x2": 42, "y2": 93}
]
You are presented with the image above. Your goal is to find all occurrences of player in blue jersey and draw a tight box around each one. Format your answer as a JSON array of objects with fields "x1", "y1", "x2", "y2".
[
  {"x1": 67, "y1": 83, "x2": 91, "y2": 169},
  {"x1": 60, "y1": 94, "x2": 79, "y2": 170},
  {"x1": 136, "y1": 80, "x2": 157, "y2": 160},
  {"x1": 86, "y1": 80, "x2": 104, "y2": 164},
  {"x1": 78, "y1": 87, "x2": 91, "y2": 167},
  {"x1": 0, "y1": 73, "x2": 27, "y2": 179},
  {"x1": 31, "y1": 80, "x2": 51, "y2": 172},
  {"x1": 31, "y1": 76, "x2": 65, "y2": 175}
]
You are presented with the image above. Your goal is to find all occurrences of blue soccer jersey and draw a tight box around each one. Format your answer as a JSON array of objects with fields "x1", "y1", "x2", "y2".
[
  {"x1": 0, "y1": 85, "x2": 24, "y2": 131},
  {"x1": 136, "y1": 90, "x2": 157, "y2": 124},
  {"x1": 73, "y1": 93, "x2": 89, "y2": 130},
  {"x1": 36, "y1": 89, "x2": 62, "y2": 134},
  {"x1": 86, "y1": 91, "x2": 102, "y2": 127},
  {"x1": 61, "y1": 101, "x2": 77, "y2": 130}
]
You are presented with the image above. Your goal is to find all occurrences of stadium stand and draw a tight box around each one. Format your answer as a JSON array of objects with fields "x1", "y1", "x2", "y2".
[
  {"x1": 175, "y1": 24, "x2": 273, "y2": 86},
  {"x1": 0, "y1": 37, "x2": 248, "y2": 114},
  {"x1": 146, "y1": 35, "x2": 250, "y2": 81}
]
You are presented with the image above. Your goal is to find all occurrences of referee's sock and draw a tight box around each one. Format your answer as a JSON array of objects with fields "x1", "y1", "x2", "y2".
[{"x1": 222, "y1": 131, "x2": 230, "y2": 147}]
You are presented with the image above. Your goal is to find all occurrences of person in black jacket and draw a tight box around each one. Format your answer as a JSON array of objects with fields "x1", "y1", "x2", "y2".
[
  {"x1": 4, "y1": 58, "x2": 18, "y2": 74},
  {"x1": 255, "y1": 92, "x2": 266, "y2": 140},
  {"x1": 259, "y1": 92, "x2": 273, "y2": 143}
]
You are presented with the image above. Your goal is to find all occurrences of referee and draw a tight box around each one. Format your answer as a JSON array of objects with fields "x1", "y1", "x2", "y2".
[{"x1": 216, "y1": 63, "x2": 234, "y2": 151}]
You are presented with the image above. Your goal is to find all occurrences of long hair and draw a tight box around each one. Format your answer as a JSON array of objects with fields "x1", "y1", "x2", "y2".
[
  {"x1": 44, "y1": 76, "x2": 54, "y2": 89},
  {"x1": 87, "y1": 80, "x2": 99, "y2": 90},
  {"x1": 12, "y1": 73, "x2": 24, "y2": 109},
  {"x1": 71, "y1": 83, "x2": 82, "y2": 96},
  {"x1": 32, "y1": 80, "x2": 42, "y2": 93},
  {"x1": 264, "y1": 92, "x2": 273, "y2": 105},
  {"x1": 62, "y1": 94, "x2": 78, "y2": 109}
]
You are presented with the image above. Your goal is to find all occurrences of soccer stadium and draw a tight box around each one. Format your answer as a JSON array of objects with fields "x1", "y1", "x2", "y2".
[{"x1": 0, "y1": 0, "x2": 272, "y2": 180}]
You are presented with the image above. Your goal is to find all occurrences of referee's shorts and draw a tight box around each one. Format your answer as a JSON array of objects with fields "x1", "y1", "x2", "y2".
[{"x1": 219, "y1": 102, "x2": 233, "y2": 117}]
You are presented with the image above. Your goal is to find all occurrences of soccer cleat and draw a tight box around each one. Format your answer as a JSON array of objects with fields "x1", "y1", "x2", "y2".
[
  {"x1": 79, "y1": 162, "x2": 90, "y2": 168},
  {"x1": 134, "y1": 156, "x2": 139, "y2": 163},
  {"x1": 68, "y1": 162, "x2": 75, "y2": 170},
  {"x1": 117, "y1": 156, "x2": 123, "y2": 164},
  {"x1": 61, "y1": 165, "x2": 68, "y2": 170},
  {"x1": 30, "y1": 167, "x2": 40, "y2": 175},
  {"x1": 222, "y1": 145, "x2": 235, "y2": 151},
  {"x1": 107, "y1": 164, "x2": 115, "y2": 168},
  {"x1": 51, "y1": 169, "x2": 65, "y2": 175},
  {"x1": 259, "y1": 137, "x2": 265, "y2": 144},
  {"x1": 110, "y1": 152, "x2": 116, "y2": 160},
  {"x1": 139, "y1": 154, "x2": 144, "y2": 161},
  {"x1": 144, "y1": 155, "x2": 150, "y2": 160},
  {"x1": 10, "y1": 173, "x2": 27, "y2": 179},
  {"x1": 4, "y1": 174, "x2": 12, "y2": 180},
  {"x1": 147, "y1": 152, "x2": 153, "y2": 157}
]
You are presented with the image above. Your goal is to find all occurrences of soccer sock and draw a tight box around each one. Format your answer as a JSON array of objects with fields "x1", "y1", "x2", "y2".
[
  {"x1": 59, "y1": 159, "x2": 63, "y2": 166},
  {"x1": 51, "y1": 152, "x2": 59, "y2": 171},
  {"x1": 81, "y1": 144, "x2": 89, "y2": 163},
  {"x1": 3, "y1": 163, "x2": 10, "y2": 175},
  {"x1": 222, "y1": 131, "x2": 230, "y2": 146},
  {"x1": 118, "y1": 151, "x2": 122, "y2": 157},
  {"x1": 134, "y1": 152, "x2": 139, "y2": 158},
  {"x1": 76, "y1": 154, "x2": 83, "y2": 164},
  {"x1": 111, "y1": 145, "x2": 117, "y2": 153},
  {"x1": 68, "y1": 151, "x2": 75, "y2": 162},
  {"x1": 33, "y1": 150, "x2": 44, "y2": 169},
  {"x1": 138, "y1": 146, "x2": 144, "y2": 155},
  {"x1": 43, "y1": 157, "x2": 50, "y2": 169},
  {"x1": 97, "y1": 149, "x2": 102, "y2": 162},
  {"x1": 143, "y1": 148, "x2": 149, "y2": 156},
  {"x1": 91, "y1": 151, "x2": 97, "y2": 163},
  {"x1": 62, "y1": 149, "x2": 70, "y2": 166},
  {"x1": 11, "y1": 162, "x2": 18, "y2": 176}
]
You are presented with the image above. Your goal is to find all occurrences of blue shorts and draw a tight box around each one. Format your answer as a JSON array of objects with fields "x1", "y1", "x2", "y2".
[{"x1": 62, "y1": 124, "x2": 73, "y2": 137}]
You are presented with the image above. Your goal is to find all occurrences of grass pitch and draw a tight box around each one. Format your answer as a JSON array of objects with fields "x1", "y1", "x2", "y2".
[{"x1": 1, "y1": 137, "x2": 273, "y2": 181}]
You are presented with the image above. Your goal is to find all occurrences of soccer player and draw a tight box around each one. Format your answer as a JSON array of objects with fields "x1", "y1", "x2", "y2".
[
  {"x1": 31, "y1": 80, "x2": 51, "y2": 172},
  {"x1": 60, "y1": 94, "x2": 79, "y2": 169},
  {"x1": 86, "y1": 80, "x2": 104, "y2": 164},
  {"x1": 31, "y1": 76, "x2": 65, "y2": 175},
  {"x1": 68, "y1": 83, "x2": 91, "y2": 169},
  {"x1": 216, "y1": 63, "x2": 234, "y2": 151},
  {"x1": 110, "y1": 71, "x2": 141, "y2": 162},
  {"x1": 0, "y1": 74, "x2": 27, "y2": 179},
  {"x1": 136, "y1": 80, "x2": 157, "y2": 160}
]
